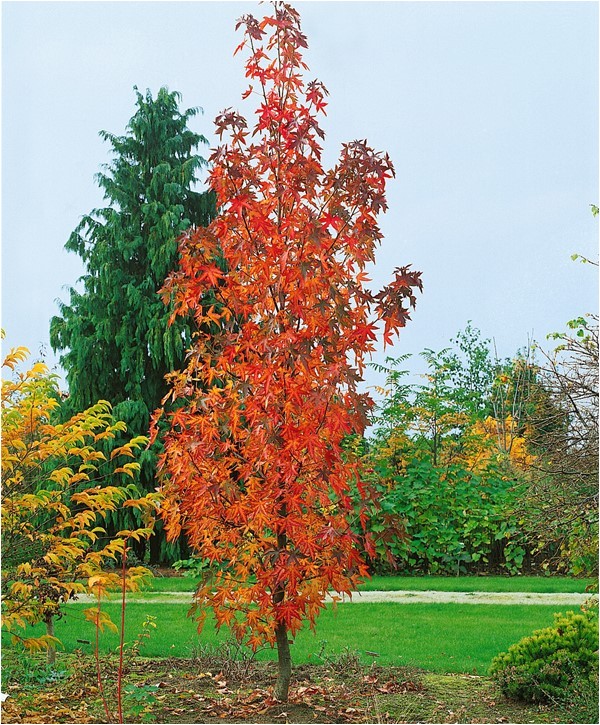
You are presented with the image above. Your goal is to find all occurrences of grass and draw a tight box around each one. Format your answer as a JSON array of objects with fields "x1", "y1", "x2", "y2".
[
  {"x1": 3, "y1": 601, "x2": 578, "y2": 674},
  {"x1": 143, "y1": 573, "x2": 596, "y2": 594},
  {"x1": 4, "y1": 595, "x2": 597, "y2": 724}
]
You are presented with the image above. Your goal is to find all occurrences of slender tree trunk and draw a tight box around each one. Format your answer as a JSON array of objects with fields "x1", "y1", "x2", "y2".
[
  {"x1": 273, "y1": 503, "x2": 292, "y2": 701},
  {"x1": 274, "y1": 620, "x2": 292, "y2": 701},
  {"x1": 45, "y1": 613, "x2": 56, "y2": 666},
  {"x1": 131, "y1": 534, "x2": 146, "y2": 562}
]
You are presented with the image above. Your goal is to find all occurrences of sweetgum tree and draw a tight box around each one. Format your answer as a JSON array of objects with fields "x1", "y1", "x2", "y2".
[{"x1": 154, "y1": 3, "x2": 421, "y2": 701}]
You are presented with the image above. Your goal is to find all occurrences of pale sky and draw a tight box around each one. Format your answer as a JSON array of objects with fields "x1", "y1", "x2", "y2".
[{"x1": 2, "y1": 1, "x2": 598, "y2": 397}]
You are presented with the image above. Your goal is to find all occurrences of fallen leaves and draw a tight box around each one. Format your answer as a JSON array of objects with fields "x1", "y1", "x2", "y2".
[
  {"x1": 2, "y1": 653, "x2": 570, "y2": 725},
  {"x1": 1, "y1": 652, "x2": 427, "y2": 725},
  {"x1": 1, "y1": 692, "x2": 90, "y2": 724}
]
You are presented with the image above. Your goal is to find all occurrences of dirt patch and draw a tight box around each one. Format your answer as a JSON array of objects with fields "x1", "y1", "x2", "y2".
[
  {"x1": 1, "y1": 654, "x2": 420, "y2": 724},
  {"x1": 151, "y1": 568, "x2": 186, "y2": 579},
  {"x1": 2, "y1": 652, "x2": 593, "y2": 724}
]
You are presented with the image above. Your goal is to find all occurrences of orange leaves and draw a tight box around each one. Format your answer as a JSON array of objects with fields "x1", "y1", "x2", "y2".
[
  {"x1": 155, "y1": 1, "x2": 420, "y2": 657},
  {"x1": 113, "y1": 461, "x2": 141, "y2": 479},
  {"x1": 198, "y1": 263, "x2": 226, "y2": 287},
  {"x1": 16, "y1": 634, "x2": 62, "y2": 653}
]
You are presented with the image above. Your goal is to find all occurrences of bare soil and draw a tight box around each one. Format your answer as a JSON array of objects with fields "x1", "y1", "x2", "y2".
[{"x1": 2, "y1": 652, "x2": 594, "y2": 724}]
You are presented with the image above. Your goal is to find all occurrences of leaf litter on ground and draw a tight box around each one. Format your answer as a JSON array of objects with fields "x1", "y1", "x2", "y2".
[{"x1": 1, "y1": 652, "x2": 587, "y2": 724}]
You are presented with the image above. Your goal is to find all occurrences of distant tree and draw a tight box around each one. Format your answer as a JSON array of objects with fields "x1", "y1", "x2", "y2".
[
  {"x1": 153, "y1": 3, "x2": 421, "y2": 702},
  {"x1": 364, "y1": 329, "x2": 537, "y2": 576},
  {"x1": 382, "y1": 325, "x2": 515, "y2": 466},
  {"x1": 50, "y1": 87, "x2": 216, "y2": 563},
  {"x1": 524, "y1": 309, "x2": 598, "y2": 574},
  {"x1": 437, "y1": 322, "x2": 496, "y2": 419},
  {"x1": 517, "y1": 211, "x2": 599, "y2": 575}
]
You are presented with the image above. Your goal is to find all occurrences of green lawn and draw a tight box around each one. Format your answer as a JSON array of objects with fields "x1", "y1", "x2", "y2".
[
  {"x1": 144, "y1": 573, "x2": 595, "y2": 594},
  {"x1": 4, "y1": 602, "x2": 581, "y2": 675},
  {"x1": 358, "y1": 574, "x2": 596, "y2": 593}
]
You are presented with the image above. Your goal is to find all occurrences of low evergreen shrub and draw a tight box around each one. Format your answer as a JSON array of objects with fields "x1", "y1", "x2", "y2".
[{"x1": 489, "y1": 610, "x2": 598, "y2": 703}]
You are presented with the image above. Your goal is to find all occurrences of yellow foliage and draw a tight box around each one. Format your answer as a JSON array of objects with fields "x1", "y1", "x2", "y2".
[
  {"x1": 18, "y1": 635, "x2": 62, "y2": 653},
  {"x1": 84, "y1": 607, "x2": 119, "y2": 633},
  {"x1": 470, "y1": 415, "x2": 536, "y2": 469},
  {"x1": 1, "y1": 344, "x2": 158, "y2": 653}
]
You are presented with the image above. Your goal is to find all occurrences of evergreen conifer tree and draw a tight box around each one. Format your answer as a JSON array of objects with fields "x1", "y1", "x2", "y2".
[{"x1": 50, "y1": 87, "x2": 216, "y2": 562}]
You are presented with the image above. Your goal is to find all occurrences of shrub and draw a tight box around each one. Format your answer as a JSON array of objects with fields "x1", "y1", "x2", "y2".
[
  {"x1": 1, "y1": 343, "x2": 156, "y2": 659},
  {"x1": 562, "y1": 674, "x2": 599, "y2": 725},
  {"x1": 355, "y1": 453, "x2": 529, "y2": 575},
  {"x1": 489, "y1": 610, "x2": 598, "y2": 703}
]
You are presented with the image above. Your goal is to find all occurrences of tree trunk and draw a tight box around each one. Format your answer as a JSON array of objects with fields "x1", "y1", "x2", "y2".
[
  {"x1": 274, "y1": 621, "x2": 292, "y2": 701},
  {"x1": 149, "y1": 528, "x2": 161, "y2": 565},
  {"x1": 45, "y1": 613, "x2": 56, "y2": 666},
  {"x1": 274, "y1": 509, "x2": 292, "y2": 701},
  {"x1": 131, "y1": 534, "x2": 146, "y2": 563}
]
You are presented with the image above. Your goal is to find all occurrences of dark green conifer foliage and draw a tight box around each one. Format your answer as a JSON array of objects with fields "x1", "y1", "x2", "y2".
[{"x1": 50, "y1": 87, "x2": 216, "y2": 562}]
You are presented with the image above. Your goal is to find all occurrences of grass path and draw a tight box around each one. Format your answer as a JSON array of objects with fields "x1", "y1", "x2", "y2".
[
  {"x1": 329, "y1": 590, "x2": 590, "y2": 605},
  {"x1": 71, "y1": 589, "x2": 591, "y2": 605}
]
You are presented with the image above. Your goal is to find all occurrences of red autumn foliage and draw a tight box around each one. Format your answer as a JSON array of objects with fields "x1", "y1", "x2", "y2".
[{"x1": 152, "y1": 1, "x2": 421, "y2": 695}]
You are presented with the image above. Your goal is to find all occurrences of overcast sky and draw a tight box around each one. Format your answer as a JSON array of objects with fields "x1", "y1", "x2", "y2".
[{"x1": 2, "y1": 1, "x2": 598, "y2": 397}]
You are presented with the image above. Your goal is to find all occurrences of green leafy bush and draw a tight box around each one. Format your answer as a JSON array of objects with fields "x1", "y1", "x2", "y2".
[
  {"x1": 358, "y1": 334, "x2": 539, "y2": 576},
  {"x1": 489, "y1": 610, "x2": 599, "y2": 703},
  {"x1": 360, "y1": 455, "x2": 528, "y2": 575}
]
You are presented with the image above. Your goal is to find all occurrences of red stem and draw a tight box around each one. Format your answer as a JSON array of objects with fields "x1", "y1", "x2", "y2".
[
  {"x1": 117, "y1": 543, "x2": 127, "y2": 723},
  {"x1": 94, "y1": 588, "x2": 113, "y2": 722}
]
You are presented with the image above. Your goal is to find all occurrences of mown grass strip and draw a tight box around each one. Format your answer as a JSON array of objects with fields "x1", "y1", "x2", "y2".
[
  {"x1": 4, "y1": 602, "x2": 581, "y2": 674},
  {"x1": 144, "y1": 574, "x2": 595, "y2": 594}
]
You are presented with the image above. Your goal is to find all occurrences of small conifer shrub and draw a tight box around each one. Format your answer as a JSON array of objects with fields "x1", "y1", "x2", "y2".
[{"x1": 489, "y1": 610, "x2": 598, "y2": 703}]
